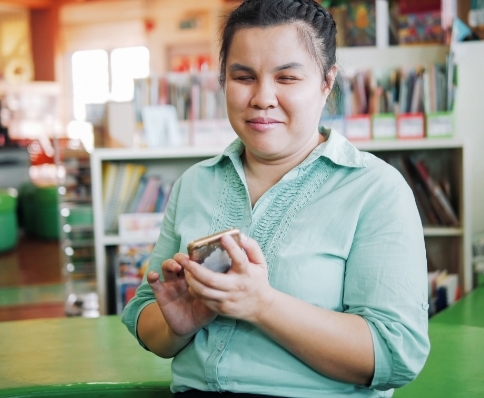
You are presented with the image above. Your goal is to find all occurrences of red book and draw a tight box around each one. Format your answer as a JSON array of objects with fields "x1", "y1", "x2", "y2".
[{"x1": 398, "y1": 0, "x2": 440, "y2": 15}]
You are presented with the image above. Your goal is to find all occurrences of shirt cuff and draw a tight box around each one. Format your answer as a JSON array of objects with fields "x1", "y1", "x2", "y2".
[
  {"x1": 365, "y1": 318, "x2": 393, "y2": 390},
  {"x1": 127, "y1": 299, "x2": 157, "y2": 351}
]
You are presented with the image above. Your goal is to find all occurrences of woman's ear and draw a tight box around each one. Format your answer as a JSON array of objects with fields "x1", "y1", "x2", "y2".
[{"x1": 322, "y1": 65, "x2": 338, "y2": 97}]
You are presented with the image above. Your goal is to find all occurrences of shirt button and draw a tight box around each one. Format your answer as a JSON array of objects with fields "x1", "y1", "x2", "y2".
[
  {"x1": 422, "y1": 302, "x2": 429, "y2": 311},
  {"x1": 217, "y1": 342, "x2": 225, "y2": 351},
  {"x1": 245, "y1": 219, "x2": 251, "y2": 227}
]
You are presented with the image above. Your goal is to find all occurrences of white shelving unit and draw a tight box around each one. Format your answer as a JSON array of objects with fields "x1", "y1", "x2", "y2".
[
  {"x1": 91, "y1": 137, "x2": 471, "y2": 315},
  {"x1": 91, "y1": 147, "x2": 223, "y2": 314},
  {"x1": 90, "y1": 41, "x2": 479, "y2": 315}
]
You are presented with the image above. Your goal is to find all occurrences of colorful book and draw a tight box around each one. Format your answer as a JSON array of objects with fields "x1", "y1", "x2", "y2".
[
  {"x1": 388, "y1": 156, "x2": 437, "y2": 226},
  {"x1": 104, "y1": 163, "x2": 126, "y2": 232},
  {"x1": 135, "y1": 176, "x2": 162, "y2": 213},
  {"x1": 408, "y1": 156, "x2": 459, "y2": 227},
  {"x1": 128, "y1": 175, "x2": 148, "y2": 213},
  {"x1": 102, "y1": 162, "x2": 118, "y2": 222},
  {"x1": 116, "y1": 164, "x2": 147, "y2": 219},
  {"x1": 344, "y1": 1, "x2": 377, "y2": 47},
  {"x1": 115, "y1": 243, "x2": 154, "y2": 313}
]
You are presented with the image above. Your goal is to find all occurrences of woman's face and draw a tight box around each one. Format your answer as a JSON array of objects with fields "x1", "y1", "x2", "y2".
[{"x1": 225, "y1": 24, "x2": 333, "y2": 161}]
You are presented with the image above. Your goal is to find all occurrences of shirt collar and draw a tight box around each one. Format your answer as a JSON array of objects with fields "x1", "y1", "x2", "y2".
[{"x1": 201, "y1": 129, "x2": 367, "y2": 169}]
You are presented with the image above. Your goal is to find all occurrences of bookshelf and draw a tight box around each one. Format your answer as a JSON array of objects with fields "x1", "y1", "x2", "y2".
[
  {"x1": 91, "y1": 147, "x2": 222, "y2": 314},
  {"x1": 91, "y1": 138, "x2": 471, "y2": 315},
  {"x1": 56, "y1": 146, "x2": 97, "y2": 317},
  {"x1": 90, "y1": 41, "x2": 479, "y2": 315}
]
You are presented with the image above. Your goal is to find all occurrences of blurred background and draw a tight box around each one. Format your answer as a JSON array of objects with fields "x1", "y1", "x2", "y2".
[{"x1": 0, "y1": 0, "x2": 483, "y2": 321}]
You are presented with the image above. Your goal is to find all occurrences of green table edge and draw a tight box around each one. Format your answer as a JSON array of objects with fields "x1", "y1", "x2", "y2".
[{"x1": 0, "y1": 382, "x2": 172, "y2": 398}]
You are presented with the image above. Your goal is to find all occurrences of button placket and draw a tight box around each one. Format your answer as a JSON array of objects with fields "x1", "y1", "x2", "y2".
[{"x1": 204, "y1": 324, "x2": 233, "y2": 391}]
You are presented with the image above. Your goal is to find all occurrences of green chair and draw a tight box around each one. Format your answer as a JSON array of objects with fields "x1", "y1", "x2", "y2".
[
  {"x1": 33, "y1": 185, "x2": 59, "y2": 240},
  {"x1": 0, "y1": 189, "x2": 18, "y2": 253}
]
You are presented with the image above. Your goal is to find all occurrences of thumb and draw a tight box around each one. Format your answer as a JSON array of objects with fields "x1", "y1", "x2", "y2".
[
  {"x1": 147, "y1": 271, "x2": 163, "y2": 293},
  {"x1": 240, "y1": 234, "x2": 266, "y2": 266}
]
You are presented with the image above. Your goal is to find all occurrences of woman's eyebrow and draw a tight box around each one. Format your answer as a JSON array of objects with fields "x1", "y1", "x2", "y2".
[
  {"x1": 229, "y1": 63, "x2": 254, "y2": 73},
  {"x1": 228, "y1": 62, "x2": 304, "y2": 73},
  {"x1": 272, "y1": 62, "x2": 304, "y2": 72}
]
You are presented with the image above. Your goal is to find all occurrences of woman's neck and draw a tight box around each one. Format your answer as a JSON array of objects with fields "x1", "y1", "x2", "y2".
[{"x1": 242, "y1": 132, "x2": 326, "y2": 207}]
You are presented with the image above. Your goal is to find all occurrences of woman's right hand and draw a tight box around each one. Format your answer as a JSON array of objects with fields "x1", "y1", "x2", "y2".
[{"x1": 147, "y1": 252, "x2": 217, "y2": 338}]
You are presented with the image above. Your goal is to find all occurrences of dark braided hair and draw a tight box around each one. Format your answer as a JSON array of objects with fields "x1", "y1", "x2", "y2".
[{"x1": 219, "y1": 0, "x2": 337, "y2": 88}]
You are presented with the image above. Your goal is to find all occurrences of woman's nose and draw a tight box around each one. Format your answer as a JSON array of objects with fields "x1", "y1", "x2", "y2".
[{"x1": 249, "y1": 81, "x2": 278, "y2": 109}]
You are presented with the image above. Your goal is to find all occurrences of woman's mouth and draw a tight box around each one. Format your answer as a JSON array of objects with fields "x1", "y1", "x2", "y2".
[{"x1": 246, "y1": 117, "x2": 283, "y2": 132}]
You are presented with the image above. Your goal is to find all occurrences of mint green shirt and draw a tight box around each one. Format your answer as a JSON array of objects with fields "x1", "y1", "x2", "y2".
[{"x1": 122, "y1": 131, "x2": 430, "y2": 397}]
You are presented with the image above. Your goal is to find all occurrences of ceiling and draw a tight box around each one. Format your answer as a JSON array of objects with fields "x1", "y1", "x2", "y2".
[{"x1": 0, "y1": 0, "x2": 101, "y2": 9}]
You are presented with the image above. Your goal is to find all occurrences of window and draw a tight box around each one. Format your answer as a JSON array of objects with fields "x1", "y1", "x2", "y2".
[{"x1": 71, "y1": 46, "x2": 149, "y2": 121}]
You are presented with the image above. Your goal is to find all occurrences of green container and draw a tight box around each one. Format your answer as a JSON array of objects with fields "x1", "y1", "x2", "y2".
[
  {"x1": 66, "y1": 205, "x2": 93, "y2": 226},
  {"x1": 0, "y1": 190, "x2": 18, "y2": 252},
  {"x1": 33, "y1": 186, "x2": 59, "y2": 240},
  {"x1": 18, "y1": 183, "x2": 36, "y2": 235}
]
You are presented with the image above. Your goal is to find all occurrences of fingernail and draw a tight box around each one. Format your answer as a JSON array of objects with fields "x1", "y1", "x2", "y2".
[{"x1": 240, "y1": 233, "x2": 248, "y2": 242}]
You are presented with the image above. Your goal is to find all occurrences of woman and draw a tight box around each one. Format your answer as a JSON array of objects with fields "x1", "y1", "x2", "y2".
[{"x1": 122, "y1": 0, "x2": 430, "y2": 396}]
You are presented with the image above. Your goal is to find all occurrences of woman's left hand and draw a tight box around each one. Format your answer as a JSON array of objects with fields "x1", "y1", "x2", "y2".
[{"x1": 181, "y1": 233, "x2": 275, "y2": 323}]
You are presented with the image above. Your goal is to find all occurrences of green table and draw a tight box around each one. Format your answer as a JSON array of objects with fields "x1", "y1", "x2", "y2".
[
  {"x1": 394, "y1": 323, "x2": 484, "y2": 397},
  {"x1": 430, "y1": 286, "x2": 484, "y2": 328},
  {"x1": 1, "y1": 288, "x2": 483, "y2": 397},
  {"x1": 0, "y1": 317, "x2": 173, "y2": 397},
  {"x1": 394, "y1": 286, "x2": 484, "y2": 397}
]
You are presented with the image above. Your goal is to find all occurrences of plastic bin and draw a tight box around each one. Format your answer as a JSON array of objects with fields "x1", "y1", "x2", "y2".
[
  {"x1": 66, "y1": 205, "x2": 93, "y2": 226},
  {"x1": 34, "y1": 186, "x2": 59, "y2": 240},
  {"x1": 0, "y1": 189, "x2": 18, "y2": 252},
  {"x1": 18, "y1": 183, "x2": 36, "y2": 235}
]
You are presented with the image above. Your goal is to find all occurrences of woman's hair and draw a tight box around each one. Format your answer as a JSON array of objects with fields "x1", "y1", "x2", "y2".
[{"x1": 219, "y1": 0, "x2": 337, "y2": 87}]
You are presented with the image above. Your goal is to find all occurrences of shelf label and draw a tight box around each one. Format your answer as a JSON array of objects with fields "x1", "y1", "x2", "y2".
[
  {"x1": 345, "y1": 115, "x2": 371, "y2": 140},
  {"x1": 427, "y1": 112, "x2": 454, "y2": 138},
  {"x1": 372, "y1": 114, "x2": 397, "y2": 139},
  {"x1": 397, "y1": 113, "x2": 425, "y2": 139},
  {"x1": 118, "y1": 213, "x2": 165, "y2": 242}
]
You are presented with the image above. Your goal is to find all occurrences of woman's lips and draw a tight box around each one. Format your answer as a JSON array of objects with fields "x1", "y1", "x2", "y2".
[{"x1": 246, "y1": 118, "x2": 283, "y2": 132}]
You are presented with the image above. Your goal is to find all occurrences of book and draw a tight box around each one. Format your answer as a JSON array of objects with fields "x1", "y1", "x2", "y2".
[
  {"x1": 409, "y1": 70, "x2": 423, "y2": 113},
  {"x1": 116, "y1": 164, "x2": 147, "y2": 219},
  {"x1": 397, "y1": 8, "x2": 445, "y2": 45},
  {"x1": 118, "y1": 212, "x2": 165, "y2": 241},
  {"x1": 344, "y1": 1, "x2": 377, "y2": 47},
  {"x1": 104, "y1": 163, "x2": 126, "y2": 232},
  {"x1": 388, "y1": 156, "x2": 437, "y2": 226},
  {"x1": 429, "y1": 270, "x2": 460, "y2": 314},
  {"x1": 134, "y1": 176, "x2": 162, "y2": 213},
  {"x1": 102, "y1": 162, "x2": 118, "y2": 221},
  {"x1": 408, "y1": 156, "x2": 459, "y2": 227},
  {"x1": 115, "y1": 243, "x2": 154, "y2": 313},
  {"x1": 103, "y1": 163, "x2": 147, "y2": 232},
  {"x1": 128, "y1": 175, "x2": 148, "y2": 213}
]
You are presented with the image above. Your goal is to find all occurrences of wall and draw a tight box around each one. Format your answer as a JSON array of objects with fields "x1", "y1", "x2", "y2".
[
  {"x1": 30, "y1": 6, "x2": 58, "y2": 81},
  {"x1": 0, "y1": 6, "x2": 33, "y2": 83},
  {"x1": 59, "y1": 0, "x2": 232, "y2": 73},
  {"x1": 454, "y1": 41, "x2": 484, "y2": 236}
]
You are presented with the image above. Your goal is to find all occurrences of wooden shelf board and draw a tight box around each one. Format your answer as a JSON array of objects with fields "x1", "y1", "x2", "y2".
[
  {"x1": 354, "y1": 138, "x2": 463, "y2": 152},
  {"x1": 102, "y1": 235, "x2": 157, "y2": 246},
  {"x1": 91, "y1": 137, "x2": 463, "y2": 161},
  {"x1": 423, "y1": 227, "x2": 464, "y2": 237}
]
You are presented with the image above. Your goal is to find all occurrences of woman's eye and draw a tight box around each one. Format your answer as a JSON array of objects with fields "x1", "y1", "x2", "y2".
[
  {"x1": 278, "y1": 76, "x2": 298, "y2": 82},
  {"x1": 235, "y1": 76, "x2": 254, "y2": 81}
]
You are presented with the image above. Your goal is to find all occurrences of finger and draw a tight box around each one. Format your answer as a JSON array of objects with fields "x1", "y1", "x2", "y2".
[
  {"x1": 220, "y1": 234, "x2": 249, "y2": 271},
  {"x1": 147, "y1": 271, "x2": 163, "y2": 293},
  {"x1": 185, "y1": 271, "x2": 227, "y2": 302},
  {"x1": 173, "y1": 252, "x2": 189, "y2": 264},
  {"x1": 183, "y1": 259, "x2": 232, "y2": 292},
  {"x1": 161, "y1": 259, "x2": 183, "y2": 281},
  {"x1": 239, "y1": 234, "x2": 266, "y2": 266}
]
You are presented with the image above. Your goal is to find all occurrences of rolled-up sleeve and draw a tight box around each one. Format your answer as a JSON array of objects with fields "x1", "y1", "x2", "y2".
[
  {"x1": 121, "y1": 178, "x2": 182, "y2": 348},
  {"x1": 343, "y1": 178, "x2": 430, "y2": 390}
]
